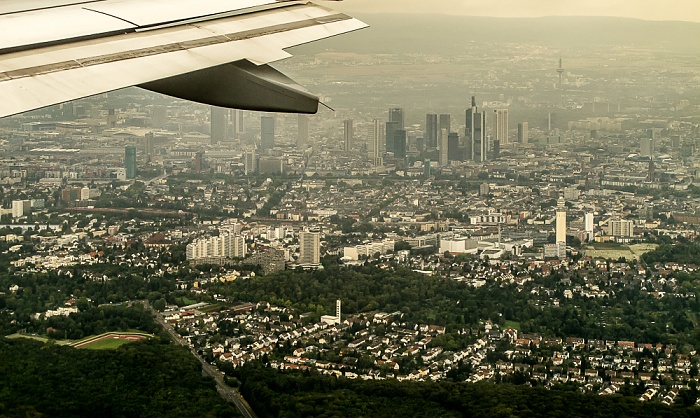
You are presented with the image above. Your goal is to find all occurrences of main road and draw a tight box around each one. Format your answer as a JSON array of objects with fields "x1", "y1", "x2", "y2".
[{"x1": 142, "y1": 301, "x2": 258, "y2": 418}]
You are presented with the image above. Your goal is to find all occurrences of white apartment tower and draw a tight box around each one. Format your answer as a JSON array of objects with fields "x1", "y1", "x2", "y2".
[
  {"x1": 299, "y1": 231, "x2": 320, "y2": 264},
  {"x1": 555, "y1": 196, "x2": 567, "y2": 256},
  {"x1": 186, "y1": 232, "x2": 246, "y2": 260},
  {"x1": 584, "y1": 212, "x2": 594, "y2": 242}
]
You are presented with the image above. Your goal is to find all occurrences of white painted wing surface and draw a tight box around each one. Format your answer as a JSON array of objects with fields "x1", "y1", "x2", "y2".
[{"x1": 0, "y1": 0, "x2": 367, "y2": 117}]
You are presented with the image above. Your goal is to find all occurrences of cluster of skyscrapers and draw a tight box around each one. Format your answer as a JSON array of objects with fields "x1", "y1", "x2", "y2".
[
  {"x1": 373, "y1": 96, "x2": 523, "y2": 166},
  {"x1": 205, "y1": 96, "x2": 534, "y2": 173}
]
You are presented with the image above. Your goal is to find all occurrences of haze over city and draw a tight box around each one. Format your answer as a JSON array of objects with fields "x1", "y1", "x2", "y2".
[{"x1": 335, "y1": 0, "x2": 700, "y2": 22}]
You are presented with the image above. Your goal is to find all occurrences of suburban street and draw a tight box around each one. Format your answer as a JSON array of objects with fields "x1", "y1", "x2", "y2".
[{"x1": 143, "y1": 301, "x2": 257, "y2": 418}]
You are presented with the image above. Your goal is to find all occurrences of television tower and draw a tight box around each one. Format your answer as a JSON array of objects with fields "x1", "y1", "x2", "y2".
[{"x1": 557, "y1": 57, "x2": 564, "y2": 89}]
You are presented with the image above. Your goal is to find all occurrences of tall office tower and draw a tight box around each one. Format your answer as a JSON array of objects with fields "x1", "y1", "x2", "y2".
[
  {"x1": 439, "y1": 129, "x2": 449, "y2": 166},
  {"x1": 124, "y1": 145, "x2": 137, "y2": 179},
  {"x1": 447, "y1": 132, "x2": 460, "y2": 161},
  {"x1": 424, "y1": 159, "x2": 431, "y2": 178},
  {"x1": 343, "y1": 119, "x2": 353, "y2": 151},
  {"x1": 244, "y1": 151, "x2": 257, "y2": 175},
  {"x1": 465, "y1": 96, "x2": 487, "y2": 162},
  {"x1": 297, "y1": 114, "x2": 309, "y2": 149},
  {"x1": 547, "y1": 112, "x2": 555, "y2": 131},
  {"x1": 426, "y1": 113, "x2": 438, "y2": 148},
  {"x1": 372, "y1": 119, "x2": 383, "y2": 166},
  {"x1": 640, "y1": 137, "x2": 655, "y2": 157},
  {"x1": 517, "y1": 122, "x2": 529, "y2": 144},
  {"x1": 210, "y1": 106, "x2": 227, "y2": 143},
  {"x1": 236, "y1": 110, "x2": 245, "y2": 134},
  {"x1": 299, "y1": 231, "x2": 320, "y2": 264},
  {"x1": 389, "y1": 107, "x2": 404, "y2": 130},
  {"x1": 584, "y1": 212, "x2": 594, "y2": 242},
  {"x1": 439, "y1": 114, "x2": 451, "y2": 136},
  {"x1": 556, "y1": 196, "x2": 567, "y2": 249},
  {"x1": 393, "y1": 130, "x2": 407, "y2": 160},
  {"x1": 260, "y1": 115, "x2": 275, "y2": 152},
  {"x1": 194, "y1": 152, "x2": 204, "y2": 172},
  {"x1": 229, "y1": 109, "x2": 237, "y2": 138},
  {"x1": 107, "y1": 108, "x2": 117, "y2": 128},
  {"x1": 473, "y1": 112, "x2": 487, "y2": 162},
  {"x1": 385, "y1": 121, "x2": 399, "y2": 154},
  {"x1": 465, "y1": 98, "x2": 476, "y2": 159},
  {"x1": 493, "y1": 109, "x2": 509, "y2": 144},
  {"x1": 492, "y1": 140, "x2": 500, "y2": 159},
  {"x1": 143, "y1": 132, "x2": 154, "y2": 156}
]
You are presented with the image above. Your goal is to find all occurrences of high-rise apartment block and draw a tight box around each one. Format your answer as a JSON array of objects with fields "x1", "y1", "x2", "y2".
[
  {"x1": 299, "y1": 231, "x2": 320, "y2": 265},
  {"x1": 608, "y1": 219, "x2": 634, "y2": 237},
  {"x1": 186, "y1": 232, "x2": 246, "y2": 260}
]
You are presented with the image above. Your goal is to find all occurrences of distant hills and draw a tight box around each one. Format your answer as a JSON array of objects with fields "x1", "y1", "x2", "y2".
[{"x1": 292, "y1": 14, "x2": 700, "y2": 54}]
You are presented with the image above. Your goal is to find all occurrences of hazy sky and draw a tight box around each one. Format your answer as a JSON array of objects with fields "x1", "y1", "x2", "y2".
[{"x1": 333, "y1": 0, "x2": 700, "y2": 23}]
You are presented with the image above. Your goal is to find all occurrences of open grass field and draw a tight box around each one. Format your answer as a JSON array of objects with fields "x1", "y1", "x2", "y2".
[
  {"x1": 584, "y1": 243, "x2": 658, "y2": 261},
  {"x1": 4, "y1": 333, "x2": 72, "y2": 345},
  {"x1": 199, "y1": 303, "x2": 224, "y2": 313},
  {"x1": 71, "y1": 332, "x2": 153, "y2": 350},
  {"x1": 80, "y1": 337, "x2": 134, "y2": 350},
  {"x1": 504, "y1": 320, "x2": 521, "y2": 331}
]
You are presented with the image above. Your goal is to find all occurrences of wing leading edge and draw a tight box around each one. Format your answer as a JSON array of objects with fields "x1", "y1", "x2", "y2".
[{"x1": 0, "y1": 0, "x2": 367, "y2": 117}]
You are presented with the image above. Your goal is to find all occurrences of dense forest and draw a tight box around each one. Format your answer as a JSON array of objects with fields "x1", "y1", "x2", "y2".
[
  {"x1": 212, "y1": 264, "x2": 700, "y2": 347},
  {"x1": 642, "y1": 239, "x2": 700, "y2": 265},
  {"x1": 233, "y1": 363, "x2": 700, "y2": 418},
  {"x1": 0, "y1": 338, "x2": 241, "y2": 418}
]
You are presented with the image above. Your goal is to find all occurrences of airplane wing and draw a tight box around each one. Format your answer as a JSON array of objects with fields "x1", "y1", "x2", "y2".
[{"x1": 0, "y1": 0, "x2": 367, "y2": 117}]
